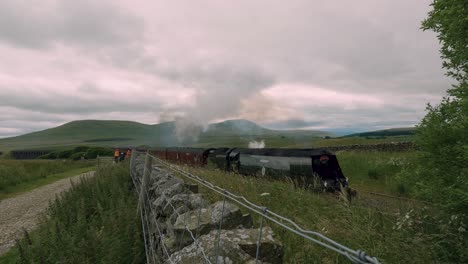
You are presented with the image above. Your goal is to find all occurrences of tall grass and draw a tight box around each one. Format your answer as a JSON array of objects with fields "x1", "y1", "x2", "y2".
[
  {"x1": 0, "y1": 160, "x2": 93, "y2": 192},
  {"x1": 336, "y1": 151, "x2": 416, "y2": 194},
  {"x1": 1, "y1": 163, "x2": 144, "y2": 264},
  {"x1": 181, "y1": 164, "x2": 466, "y2": 263}
]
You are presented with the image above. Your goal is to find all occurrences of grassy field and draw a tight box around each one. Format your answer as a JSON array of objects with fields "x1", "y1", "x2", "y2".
[
  {"x1": 0, "y1": 163, "x2": 144, "y2": 264},
  {"x1": 169, "y1": 150, "x2": 465, "y2": 263},
  {"x1": 337, "y1": 151, "x2": 416, "y2": 194},
  {"x1": 0, "y1": 160, "x2": 95, "y2": 200}
]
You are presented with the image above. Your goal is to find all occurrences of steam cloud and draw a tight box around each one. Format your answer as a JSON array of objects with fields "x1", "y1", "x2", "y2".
[
  {"x1": 174, "y1": 117, "x2": 203, "y2": 144},
  {"x1": 169, "y1": 65, "x2": 276, "y2": 143},
  {"x1": 248, "y1": 140, "x2": 265, "y2": 149}
]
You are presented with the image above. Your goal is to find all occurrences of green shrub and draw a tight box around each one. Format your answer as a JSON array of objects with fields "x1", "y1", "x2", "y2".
[
  {"x1": 57, "y1": 149, "x2": 74, "y2": 159},
  {"x1": 367, "y1": 167, "x2": 380, "y2": 179},
  {"x1": 70, "y1": 152, "x2": 86, "y2": 161},
  {"x1": 85, "y1": 147, "x2": 113, "y2": 159},
  {"x1": 39, "y1": 151, "x2": 60, "y2": 159},
  {"x1": 38, "y1": 147, "x2": 113, "y2": 160},
  {"x1": 73, "y1": 146, "x2": 90, "y2": 153}
]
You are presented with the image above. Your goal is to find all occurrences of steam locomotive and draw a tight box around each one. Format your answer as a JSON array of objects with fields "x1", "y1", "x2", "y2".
[{"x1": 147, "y1": 147, "x2": 348, "y2": 191}]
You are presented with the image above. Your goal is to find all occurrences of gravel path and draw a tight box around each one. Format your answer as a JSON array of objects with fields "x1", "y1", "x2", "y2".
[{"x1": 0, "y1": 171, "x2": 95, "y2": 255}]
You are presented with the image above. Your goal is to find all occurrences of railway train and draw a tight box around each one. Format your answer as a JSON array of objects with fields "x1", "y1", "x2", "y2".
[{"x1": 144, "y1": 147, "x2": 348, "y2": 191}]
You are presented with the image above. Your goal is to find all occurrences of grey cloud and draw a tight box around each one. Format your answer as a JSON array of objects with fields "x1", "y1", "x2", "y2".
[
  {"x1": 263, "y1": 119, "x2": 325, "y2": 130},
  {"x1": 0, "y1": 83, "x2": 165, "y2": 115},
  {"x1": 0, "y1": 119, "x2": 62, "y2": 138},
  {"x1": 0, "y1": 0, "x2": 144, "y2": 49},
  {"x1": 0, "y1": 0, "x2": 451, "y2": 137}
]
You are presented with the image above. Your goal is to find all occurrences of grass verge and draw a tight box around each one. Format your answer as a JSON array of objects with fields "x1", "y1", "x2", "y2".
[
  {"x1": 0, "y1": 166, "x2": 95, "y2": 200},
  {"x1": 0, "y1": 159, "x2": 94, "y2": 191},
  {"x1": 0, "y1": 163, "x2": 144, "y2": 264},
  {"x1": 336, "y1": 151, "x2": 416, "y2": 194},
  {"x1": 178, "y1": 165, "x2": 465, "y2": 263}
]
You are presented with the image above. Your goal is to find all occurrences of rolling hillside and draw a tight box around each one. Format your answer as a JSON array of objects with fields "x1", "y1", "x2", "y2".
[{"x1": 0, "y1": 119, "x2": 332, "y2": 152}]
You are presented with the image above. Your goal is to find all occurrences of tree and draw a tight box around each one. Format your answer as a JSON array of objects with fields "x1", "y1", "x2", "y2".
[{"x1": 415, "y1": 0, "x2": 467, "y2": 212}]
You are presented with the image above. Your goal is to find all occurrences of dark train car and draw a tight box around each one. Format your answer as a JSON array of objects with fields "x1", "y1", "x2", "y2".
[
  {"x1": 210, "y1": 148, "x2": 347, "y2": 190},
  {"x1": 150, "y1": 148, "x2": 167, "y2": 160},
  {"x1": 164, "y1": 148, "x2": 215, "y2": 166},
  {"x1": 207, "y1": 148, "x2": 230, "y2": 170}
]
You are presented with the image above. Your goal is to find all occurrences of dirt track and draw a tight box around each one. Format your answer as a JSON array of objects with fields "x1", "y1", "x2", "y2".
[{"x1": 0, "y1": 171, "x2": 95, "y2": 255}]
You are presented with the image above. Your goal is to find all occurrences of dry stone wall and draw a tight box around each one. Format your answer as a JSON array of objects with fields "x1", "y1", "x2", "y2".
[
  {"x1": 131, "y1": 155, "x2": 283, "y2": 263},
  {"x1": 325, "y1": 141, "x2": 416, "y2": 152}
]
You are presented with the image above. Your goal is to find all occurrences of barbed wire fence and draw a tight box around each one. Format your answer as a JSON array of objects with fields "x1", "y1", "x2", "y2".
[{"x1": 129, "y1": 150, "x2": 381, "y2": 264}]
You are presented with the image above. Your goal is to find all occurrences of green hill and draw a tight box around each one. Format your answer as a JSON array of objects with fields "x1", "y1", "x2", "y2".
[{"x1": 0, "y1": 119, "x2": 331, "y2": 152}]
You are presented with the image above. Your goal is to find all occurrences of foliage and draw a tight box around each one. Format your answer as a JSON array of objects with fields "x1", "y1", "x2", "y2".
[
  {"x1": 39, "y1": 146, "x2": 113, "y2": 160},
  {"x1": 414, "y1": 0, "x2": 468, "y2": 214},
  {"x1": 70, "y1": 152, "x2": 86, "y2": 160},
  {"x1": 4, "y1": 164, "x2": 144, "y2": 263},
  {"x1": 422, "y1": 0, "x2": 468, "y2": 84},
  {"x1": 73, "y1": 146, "x2": 90, "y2": 152},
  {"x1": 85, "y1": 147, "x2": 114, "y2": 159}
]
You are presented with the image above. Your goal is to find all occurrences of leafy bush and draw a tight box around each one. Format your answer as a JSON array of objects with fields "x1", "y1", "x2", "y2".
[
  {"x1": 367, "y1": 167, "x2": 379, "y2": 179},
  {"x1": 38, "y1": 146, "x2": 113, "y2": 160},
  {"x1": 73, "y1": 146, "x2": 90, "y2": 153},
  {"x1": 85, "y1": 147, "x2": 113, "y2": 159},
  {"x1": 39, "y1": 151, "x2": 60, "y2": 159},
  {"x1": 57, "y1": 149, "x2": 74, "y2": 159},
  {"x1": 70, "y1": 152, "x2": 86, "y2": 161},
  {"x1": 415, "y1": 0, "x2": 468, "y2": 216}
]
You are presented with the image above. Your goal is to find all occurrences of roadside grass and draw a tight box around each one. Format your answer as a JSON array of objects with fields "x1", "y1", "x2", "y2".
[
  {"x1": 0, "y1": 160, "x2": 94, "y2": 199},
  {"x1": 177, "y1": 165, "x2": 433, "y2": 263},
  {"x1": 0, "y1": 249, "x2": 17, "y2": 264},
  {"x1": 0, "y1": 166, "x2": 95, "y2": 200},
  {"x1": 0, "y1": 163, "x2": 144, "y2": 264}
]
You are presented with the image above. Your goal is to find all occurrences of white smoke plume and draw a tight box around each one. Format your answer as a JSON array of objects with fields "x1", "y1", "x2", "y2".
[
  {"x1": 174, "y1": 117, "x2": 204, "y2": 143},
  {"x1": 248, "y1": 140, "x2": 265, "y2": 149}
]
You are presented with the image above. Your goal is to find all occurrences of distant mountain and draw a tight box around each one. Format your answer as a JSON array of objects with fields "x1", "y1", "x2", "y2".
[
  {"x1": 0, "y1": 119, "x2": 332, "y2": 151},
  {"x1": 342, "y1": 127, "x2": 416, "y2": 138}
]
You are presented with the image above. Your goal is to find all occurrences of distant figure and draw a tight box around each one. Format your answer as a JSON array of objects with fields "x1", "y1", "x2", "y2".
[
  {"x1": 126, "y1": 149, "x2": 132, "y2": 159},
  {"x1": 114, "y1": 149, "x2": 120, "y2": 163},
  {"x1": 119, "y1": 151, "x2": 125, "y2": 162}
]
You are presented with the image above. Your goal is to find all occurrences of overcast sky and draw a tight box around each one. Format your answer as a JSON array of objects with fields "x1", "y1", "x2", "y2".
[{"x1": 0, "y1": 0, "x2": 450, "y2": 138}]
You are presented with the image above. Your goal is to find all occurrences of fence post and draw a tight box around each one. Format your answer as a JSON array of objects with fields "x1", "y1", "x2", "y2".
[
  {"x1": 255, "y1": 207, "x2": 268, "y2": 264},
  {"x1": 139, "y1": 152, "x2": 153, "y2": 264},
  {"x1": 129, "y1": 149, "x2": 137, "y2": 177},
  {"x1": 140, "y1": 152, "x2": 153, "y2": 202},
  {"x1": 215, "y1": 194, "x2": 227, "y2": 264}
]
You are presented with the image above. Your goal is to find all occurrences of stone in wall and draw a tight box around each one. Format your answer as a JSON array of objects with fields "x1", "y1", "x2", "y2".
[
  {"x1": 131, "y1": 155, "x2": 284, "y2": 263},
  {"x1": 168, "y1": 227, "x2": 282, "y2": 264},
  {"x1": 325, "y1": 141, "x2": 416, "y2": 152}
]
